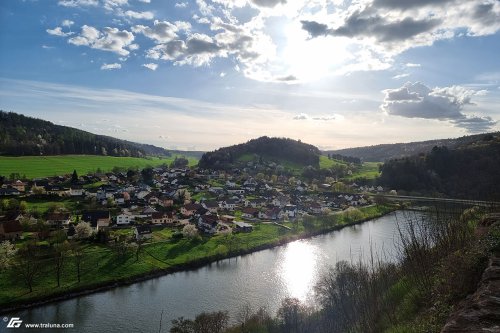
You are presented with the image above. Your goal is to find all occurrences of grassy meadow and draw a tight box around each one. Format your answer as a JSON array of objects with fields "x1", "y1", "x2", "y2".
[{"x1": 0, "y1": 155, "x2": 198, "y2": 179}]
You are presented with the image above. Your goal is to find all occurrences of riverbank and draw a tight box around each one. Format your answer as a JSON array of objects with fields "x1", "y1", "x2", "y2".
[{"x1": 0, "y1": 205, "x2": 397, "y2": 314}]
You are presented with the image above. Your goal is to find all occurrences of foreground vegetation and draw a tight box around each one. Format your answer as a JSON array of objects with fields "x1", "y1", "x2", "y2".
[
  {"x1": 0, "y1": 155, "x2": 198, "y2": 179},
  {"x1": 0, "y1": 205, "x2": 394, "y2": 310},
  {"x1": 168, "y1": 205, "x2": 500, "y2": 333}
]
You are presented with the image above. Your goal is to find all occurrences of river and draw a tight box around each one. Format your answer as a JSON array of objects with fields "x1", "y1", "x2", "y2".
[{"x1": 4, "y1": 210, "x2": 420, "y2": 332}]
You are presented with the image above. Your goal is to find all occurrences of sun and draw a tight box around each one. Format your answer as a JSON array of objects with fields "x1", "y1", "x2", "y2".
[{"x1": 281, "y1": 21, "x2": 351, "y2": 82}]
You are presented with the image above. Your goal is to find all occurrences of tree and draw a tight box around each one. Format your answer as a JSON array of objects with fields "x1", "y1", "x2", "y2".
[
  {"x1": 182, "y1": 224, "x2": 198, "y2": 239},
  {"x1": 134, "y1": 238, "x2": 147, "y2": 262},
  {"x1": 69, "y1": 241, "x2": 85, "y2": 283},
  {"x1": 170, "y1": 317, "x2": 195, "y2": 333},
  {"x1": 14, "y1": 242, "x2": 41, "y2": 293},
  {"x1": 0, "y1": 240, "x2": 17, "y2": 270},
  {"x1": 75, "y1": 222, "x2": 93, "y2": 239},
  {"x1": 71, "y1": 169, "x2": 78, "y2": 184},
  {"x1": 53, "y1": 241, "x2": 70, "y2": 287},
  {"x1": 193, "y1": 311, "x2": 229, "y2": 333},
  {"x1": 170, "y1": 156, "x2": 189, "y2": 168}
]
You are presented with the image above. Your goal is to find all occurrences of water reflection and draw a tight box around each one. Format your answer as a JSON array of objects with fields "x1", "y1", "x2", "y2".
[{"x1": 279, "y1": 241, "x2": 320, "y2": 301}]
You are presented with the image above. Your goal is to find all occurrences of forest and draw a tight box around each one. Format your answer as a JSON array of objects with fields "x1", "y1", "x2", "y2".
[
  {"x1": 0, "y1": 111, "x2": 171, "y2": 157},
  {"x1": 378, "y1": 134, "x2": 500, "y2": 200},
  {"x1": 198, "y1": 136, "x2": 321, "y2": 170}
]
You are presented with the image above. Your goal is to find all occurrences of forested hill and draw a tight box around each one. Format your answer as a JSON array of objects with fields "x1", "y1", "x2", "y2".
[
  {"x1": 198, "y1": 136, "x2": 321, "y2": 169},
  {"x1": 378, "y1": 133, "x2": 500, "y2": 200},
  {"x1": 0, "y1": 111, "x2": 171, "y2": 157},
  {"x1": 326, "y1": 132, "x2": 499, "y2": 162}
]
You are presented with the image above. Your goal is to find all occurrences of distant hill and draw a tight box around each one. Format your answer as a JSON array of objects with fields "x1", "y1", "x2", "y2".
[
  {"x1": 0, "y1": 111, "x2": 171, "y2": 157},
  {"x1": 325, "y1": 132, "x2": 500, "y2": 162},
  {"x1": 198, "y1": 136, "x2": 321, "y2": 170},
  {"x1": 378, "y1": 133, "x2": 500, "y2": 200}
]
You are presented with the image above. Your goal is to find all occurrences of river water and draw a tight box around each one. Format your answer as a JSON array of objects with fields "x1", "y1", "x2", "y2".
[{"x1": 4, "y1": 210, "x2": 420, "y2": 332}]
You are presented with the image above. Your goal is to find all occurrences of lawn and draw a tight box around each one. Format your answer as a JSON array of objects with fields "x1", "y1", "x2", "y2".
[{"x1": 0, "y1": 155, "x2": 198, "y2": 179}]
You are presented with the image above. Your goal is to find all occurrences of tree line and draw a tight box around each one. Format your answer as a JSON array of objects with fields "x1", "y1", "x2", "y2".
[
  {"x1": 378, "y1": 137, "x2": 500, "y2": 200},
  {"x1": 0, "y1": 111, "x2": 171, "y2": 157}
]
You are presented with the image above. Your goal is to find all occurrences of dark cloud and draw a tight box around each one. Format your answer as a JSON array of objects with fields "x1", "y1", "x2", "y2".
[
  {"x1": 185, "y1": 36, "x2": 220, "y2": 54},
  {"x1": 331, "y1": 11, "x2": 441, "y2": 42},
  {"x1": 301, "y1": 20, "x2": 329, "y2": 38},
  {"x1": 276, "y1": 75, "x2": 298, "y2": 82},
  {"x1": 373, "y1": 0, "x2": 456, "y2": 10},
  {"x1": 251, "y1": 0, "x2": 286, "y2": 8},
  {"x1": 381, "y1": 82, "x2": 497, "y2": 132}
]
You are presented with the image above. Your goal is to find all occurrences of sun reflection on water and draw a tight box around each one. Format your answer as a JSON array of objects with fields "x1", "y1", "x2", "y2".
[{"x1": 278, "y1": 241, "x2": 321, "y2": 302}]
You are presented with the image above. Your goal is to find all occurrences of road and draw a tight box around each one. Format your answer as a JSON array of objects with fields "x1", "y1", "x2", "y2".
[{"x1": 375, "y1": 194, "x2": 500, "y2": 207}]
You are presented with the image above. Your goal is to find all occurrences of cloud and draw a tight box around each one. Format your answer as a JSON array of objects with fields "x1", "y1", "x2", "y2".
[
  {"x1": 138, "y1": 0, "x2": 151, "y2": 2},
  {"x1": 132, "y1": 20, "x2": 190, "y2": 43},
  {"x1": 123, "y1": 10, "x2": 154, "y2": 20},
  {"x1": 392, "y1": 73, "x2": 410, "y2": 80},
  {"x1": 142, "y1": 63, "x2": 158, "y2": 70},
  {"x1": 100, "y1": 63, "x2": 122, "y2": 70},
  {"x1": 293, "y1": 113, "x2": 309, "y2": 120},
  {"x1": 68, "y1": 25, "x2": 135, "y2": 56},
  {"x1": 251, "y1": 0, "x2": 286, "y2": 8},
  {"x1": 275, "y1": 75, "x2": 298, "y2": 82},
  {"x1": 175, "y1": 2, "x2": 188, "y2": 8},
  {"x1": 46, "y1": 27, "x2": 74, "y2": 37},
  {"x1": 406, "y1": 63, "x2": 421, "y2": 68},
  {"x1": 58, "y1": 0, "x2": 98, "y2": 7},
  {"x1": 381, "y1": 82, "x2": 497, "y2": 132},
  {"x1": 62, "y1": 20, "x2": 74, "y2": 27},
  {"x1": 293, "y1": 113, "x2": 344, "y2": 121}
]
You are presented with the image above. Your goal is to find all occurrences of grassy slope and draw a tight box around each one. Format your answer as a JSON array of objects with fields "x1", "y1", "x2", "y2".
[
  {"x1": 0, "y1": 205, "x2": 395, "y2": 309},
  {"x1": 0, "y1": 155, "x2": 198, "y2": 179},
  {"x1": 345, "y1": 162, "x2": 381, "y2": 180},
  {"x1": 319, "y1": 155, "x2": 349, "y2": 169}
]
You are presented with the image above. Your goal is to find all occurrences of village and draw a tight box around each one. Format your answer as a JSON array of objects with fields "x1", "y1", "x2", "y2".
[{"x1": 0, "y1": 163, "x2": 385, "y2": 243}]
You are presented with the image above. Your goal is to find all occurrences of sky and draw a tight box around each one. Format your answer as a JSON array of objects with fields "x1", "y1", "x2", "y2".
[{"x1": 0, "y1": 0, "x2": 499, "y2": 151}]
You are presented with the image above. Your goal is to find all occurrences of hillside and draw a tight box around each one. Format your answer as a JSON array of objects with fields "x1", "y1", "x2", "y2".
[
  {"x1": 326, "y1": 132, "x2": 499, "y2": 162},
  {"x1": 378, "y1": 133, "x2": 500, "y2": 200},
  {"x1": 198, "y1": 136, "x2": 321, "y2": 170},
  {"x1": 0, "y1": 111, "x2": 171, "y2": 157}
]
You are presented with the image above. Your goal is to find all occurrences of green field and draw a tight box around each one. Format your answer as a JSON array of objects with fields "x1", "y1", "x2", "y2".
[
  {"x1": 0, "y1": 155, "x2": 198, "y2": 179},
  {"x1": 345, "y1": 162, "x2": 381, "y2": 180},
  {"x1": 319, "y1": 155, "x2": 349, "y2": 169}
]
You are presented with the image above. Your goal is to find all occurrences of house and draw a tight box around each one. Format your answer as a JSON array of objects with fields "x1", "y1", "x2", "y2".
[
  {"x1": 0, "y1": 220, "x2": 23, "y2": 240},
  {"x1": 134, "y1": 225, "x2": 152, "y2": 241},
  {"x1": 259, "y1": 207, "x2": 282, "y2": 220},
  {"x1": 0, "y1": 188, "x2": 21, "y2": 196},
  {"x1": 69, "y1": 185, "x2": 84, "y2": 196},
  {"x1": 197, "y1": 214, "x2": 219, "y2": 234},
  {"x1": 181, "y1": 203, "x2": 202, "y2": 217},
  {"x1": 151, "y1": 212, "x2": 175, "y2": 225},
  {"x1": 202, "y1": 201, "x2": 219, "y2": 214},
  {"x1": 44, "y1": 185, "x2": 68, "y2": 196},
  {"x1": 81, "y1": 210, "x2": 111, "y2": 231},
  {"x1": 284, "y1": 204, "x2": 298, "y2": 218},
  {"x1": 241, "y1": 207, "x2": 259, "y2": 219},
  {"x1": 5, "y1": 180, "x2": 26, "y2": 192},
  {"x1": 233, "y1": 221, "x2": 253, "y2": 233},
  {"x1": 116, "y1": 211, "x2": 135, "y2": 225},
  {"x1": 46, "y1": 213, "x2": 71, "y2": 227},
  {"x1": 219, "y1": 199, "x2": 237, "y2": 211}
]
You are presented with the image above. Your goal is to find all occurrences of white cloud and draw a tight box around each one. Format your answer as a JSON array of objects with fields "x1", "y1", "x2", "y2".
[
  {"x1": 142, "y1": 63, "x2": 158, "y2": 70},
  {"x1": 100, "y1": 63, "x2": 122, "y2": 70},
  {"x1": 132, "y1": 20, "x2": 190, "y2": 43},
  {"x1": 46, "y1": 27, "x2": 74, "y2": 37},
  {"x1": 138, "y1": 0, "x2": 151, "y2": 3},
  {"x1": 381, "y1": 82, "x2": 497, "y2": 132},
  {"x1": 175, "y1": 2, "x2": 188, "y2": 8},
  {"x1": 392, "y1": 73, "x2": 410, "y2": 80},
  {"x1": 123, "y1": 10, "x2": 154, "y2": 20},
  {"x1": 68, "y1": 25, "x2": 135, "y2": 56},
  {"x1": 406, "y1": 63, "x2": 421, "y2": 68},
  {"x1": 62, "y1": 19, "x2": 74, "y2": 27},
  {"x1": 58, "y1": 0, "x2": 98, "y2": 7}
]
